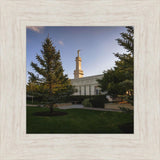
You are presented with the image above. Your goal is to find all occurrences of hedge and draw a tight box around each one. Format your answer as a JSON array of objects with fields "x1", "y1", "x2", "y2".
[{"x1": 27, "y1": 95, "x2": 108, "y2": 108}]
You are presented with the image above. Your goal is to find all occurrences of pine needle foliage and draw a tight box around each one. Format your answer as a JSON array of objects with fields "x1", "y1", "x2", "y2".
[
  {"x1": 98, "y1": 26, "x2": 134, "y2": 105},
  {"x1": 27, "y1": 36, "x2": 74, "y2": 112}
]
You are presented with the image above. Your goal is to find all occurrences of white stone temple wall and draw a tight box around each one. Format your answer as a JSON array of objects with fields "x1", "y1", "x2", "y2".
[
  {"x1": 86, "y1": 85, "x2": 89, "y2": 95},
  {"x1": 71, "y1": 74, "x2": 104, "y2": 96}
]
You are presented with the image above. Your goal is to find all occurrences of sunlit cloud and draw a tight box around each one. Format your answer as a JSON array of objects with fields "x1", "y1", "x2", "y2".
[
  {"x1": 27, "y1": 26, "x2": 44, "y2": 33},
  {"x1": 58, "y1": 40, "x2": 64, "y2": 46}
]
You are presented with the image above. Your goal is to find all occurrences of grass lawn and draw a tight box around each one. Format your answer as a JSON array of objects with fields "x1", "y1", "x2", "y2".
[{"x1": 27, "y1": 106, "x2": 133, "y2": 133}]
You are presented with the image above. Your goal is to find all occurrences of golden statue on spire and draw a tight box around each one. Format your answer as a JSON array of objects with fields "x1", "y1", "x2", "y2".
[{"x1": 77, "y1": 49, "x2": 80, "y2": 57}]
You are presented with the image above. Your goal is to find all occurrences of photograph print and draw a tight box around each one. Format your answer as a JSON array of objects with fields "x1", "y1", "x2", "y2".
[{"x1": 26, "y1": 26, "x2": 134, "y2": 134}]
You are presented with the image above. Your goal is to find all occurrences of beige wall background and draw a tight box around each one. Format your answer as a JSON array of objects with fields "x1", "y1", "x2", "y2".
[{"x1": 0, "y1": 0, "x2": 160, "y2": 159}]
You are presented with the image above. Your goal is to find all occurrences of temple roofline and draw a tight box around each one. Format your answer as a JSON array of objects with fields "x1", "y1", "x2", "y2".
[{"x1": 70, "y1": 74, "x2": 103, "y2": 80}]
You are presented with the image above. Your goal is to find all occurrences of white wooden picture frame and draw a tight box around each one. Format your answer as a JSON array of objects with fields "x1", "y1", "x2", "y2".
[{"x1": 0, "y1": 0, "x2": 160, "y2": 159}]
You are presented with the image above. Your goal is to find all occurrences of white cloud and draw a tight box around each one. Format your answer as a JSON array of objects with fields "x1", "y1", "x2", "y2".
[
  {"x1": 27, "y1": 26, "x2": 44, "y2": 33},
  {"x1": 58, "y1": 40, "x2": 64, "y2": 46}
]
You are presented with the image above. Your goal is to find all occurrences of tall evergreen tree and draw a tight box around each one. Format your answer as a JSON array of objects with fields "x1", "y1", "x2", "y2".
[
  {"x1": 27, "y1": 36, "x2": 74, "y2": 112},
  {"x1": 98, "y1": 26, "x2": 134, "y2": 104},
  {"x1": 117, "y1": 26, "x2": 134, "y2": 55}
]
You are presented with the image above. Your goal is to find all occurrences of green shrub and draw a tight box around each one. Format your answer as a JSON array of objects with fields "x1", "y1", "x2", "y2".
[
  {"x1": 27, "y1": 95, "x2": 109, "y2": 106},
  {"x1": 90, "y1": 96, "x2": 105, "y2": 108},
  {"x1": 82, "y1": 98, "x2": 92, "y2": 107},
  {"x1": 27, "y1": 95, "x2": 44, "y2": 104},
  {"x1": 69, "y1": 95, "x2": 108, "y2": 104}
]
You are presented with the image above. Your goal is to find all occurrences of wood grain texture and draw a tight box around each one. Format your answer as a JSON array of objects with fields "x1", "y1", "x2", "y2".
[{"x1": 0, "y1": 0, "x2": 160, "y2": 159}]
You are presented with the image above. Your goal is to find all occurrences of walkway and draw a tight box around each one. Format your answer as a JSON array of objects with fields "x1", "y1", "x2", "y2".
[
  {"x1": 58, "y1": 104, "x2": 84, "y2": 109},
  {"x1": 27, "y1": 104, "x2": 40, "y2": 107},
  {"x1": 58, "y1": 104, "x2": 122, "y2": 112},
  {"x1": 27, "y1": 104, "x2": 122, "y2": 112}
]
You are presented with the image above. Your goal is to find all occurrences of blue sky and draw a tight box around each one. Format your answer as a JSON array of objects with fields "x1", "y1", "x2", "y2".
[{"x1": 26, "y1": 26, "x2": 127, "y2": 81}]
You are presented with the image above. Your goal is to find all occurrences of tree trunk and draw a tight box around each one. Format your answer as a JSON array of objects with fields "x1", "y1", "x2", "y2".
[{"x1": 49, "y1": 81, "x2": 53, "y2": 113}]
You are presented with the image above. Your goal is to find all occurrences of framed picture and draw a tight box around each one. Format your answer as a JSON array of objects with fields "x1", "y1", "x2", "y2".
[{"x1": 0, "y1": 0, "x2": 159, "y2": 159}]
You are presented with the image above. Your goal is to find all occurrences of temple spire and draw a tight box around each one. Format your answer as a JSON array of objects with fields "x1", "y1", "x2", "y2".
[{"x1": 74, "y1": 50, "x2": 84, "y2": 79}]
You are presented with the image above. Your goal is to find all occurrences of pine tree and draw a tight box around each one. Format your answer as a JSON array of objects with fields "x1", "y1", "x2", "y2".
[
  {"x1": 98, "y1": 26, "x2": 134, "y2": 104},
  {"x1": 28, "y1": 36, "x2": 73, "y2": 113},
  {"x1": 116, "y1": 26, "x2": 134, "y2": 55}
]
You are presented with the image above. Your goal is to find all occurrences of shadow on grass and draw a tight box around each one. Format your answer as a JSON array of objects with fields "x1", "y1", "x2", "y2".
[{"x1": 119, "y1": 122, "x2": 133, "y2": 133}]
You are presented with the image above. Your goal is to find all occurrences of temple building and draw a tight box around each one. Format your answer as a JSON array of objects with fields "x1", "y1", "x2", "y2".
[{"x1": 71, "y1": 50, "x2": 104, "y2": 96}]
